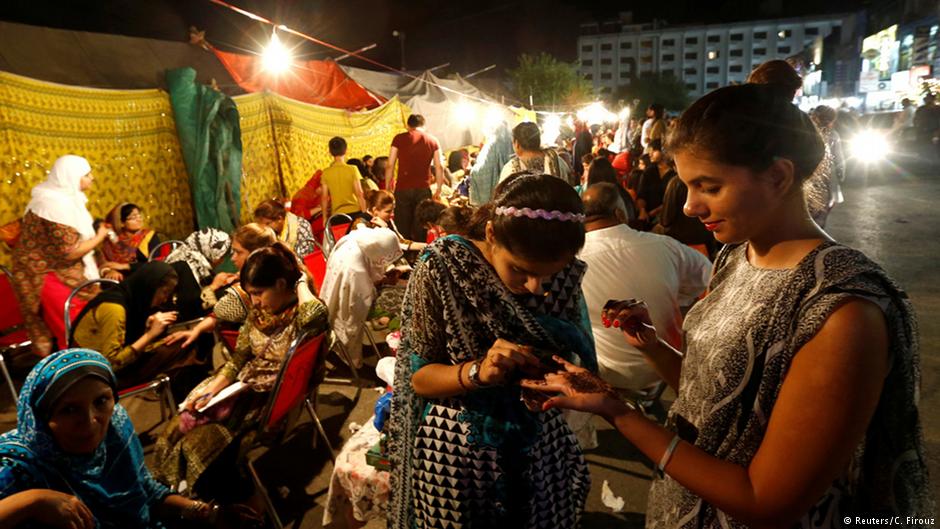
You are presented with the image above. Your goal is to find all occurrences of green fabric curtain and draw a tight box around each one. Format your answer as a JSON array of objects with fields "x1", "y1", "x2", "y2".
[{"x1": 166, "y1": 67, "x2": 242, "y2": 232}]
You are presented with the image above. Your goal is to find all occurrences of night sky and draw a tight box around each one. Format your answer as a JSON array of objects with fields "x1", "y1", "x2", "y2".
[{"x1": 1, "y1": 0, "x2": 871, "y2": 77}]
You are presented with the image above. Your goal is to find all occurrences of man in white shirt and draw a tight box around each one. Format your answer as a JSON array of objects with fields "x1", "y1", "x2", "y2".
[{"x1": 578, "y1": 183, "x2": 711, "y2": 391}]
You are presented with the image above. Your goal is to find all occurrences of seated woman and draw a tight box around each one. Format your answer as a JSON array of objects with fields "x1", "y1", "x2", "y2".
[
  {"x1": 0, "y1": 349, "x2": 236, "y2": 528},
  {"x1": 386, "y1": 173, "x2": 595, "y2": 529},
  {"x1": 319, "y1": 228, "x2": 403, "y2": 368},
  {"x1": 254, "y1": 198, "x2": 316, "y2": 258},
  {"x1": 352, "y1": 189, "x2": 426, "y2": 252},
  {"x1": 165, "y1": 223, "x2": 278, "y2": 349},
  {"x1": 153, "y1": 243, "x2": 329, "y2": 496},
  {"x1": 98, "y1": 202, "x2": 161, "y2": 280},
  {"x1": 70, "y1": 262, "x2": 201, "y2": 389},
  {"x1": 164, "y1": 228, "x2": 233, "y2": 322}
]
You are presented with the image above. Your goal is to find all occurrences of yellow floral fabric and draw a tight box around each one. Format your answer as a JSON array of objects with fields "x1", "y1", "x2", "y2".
[
  {"x1": 0, "y1": 71, "x2": 193, "y2": 267},
  {"x1": 235, "y1": 92, "x2": 409, "y2": 223}
]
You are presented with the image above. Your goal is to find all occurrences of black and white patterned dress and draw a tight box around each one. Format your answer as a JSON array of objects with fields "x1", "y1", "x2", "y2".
[
  {"x1": 387, "y1": 236, "x2": 595, "y2": 529},
  {"x1": 646, "y1": 242, "x2": 933, "y2": 528}
]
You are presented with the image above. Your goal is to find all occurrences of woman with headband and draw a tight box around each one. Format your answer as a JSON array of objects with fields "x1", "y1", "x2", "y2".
[{"x1": 386, "y1": 173, "x2": 596, "y2": 528}]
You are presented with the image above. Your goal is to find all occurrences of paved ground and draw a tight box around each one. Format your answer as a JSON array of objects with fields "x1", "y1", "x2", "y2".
[{"x1": 1, "y1": 168, "x2": 937, "y2": 528}]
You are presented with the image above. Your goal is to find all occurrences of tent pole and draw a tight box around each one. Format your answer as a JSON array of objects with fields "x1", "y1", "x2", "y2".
[{"x1": 264, "y1": 91, "x2": 288, "y2": 197}]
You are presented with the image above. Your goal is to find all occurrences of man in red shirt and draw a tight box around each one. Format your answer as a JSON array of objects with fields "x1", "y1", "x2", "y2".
[{"x1": 385, "y1": 114, "x2": 444, "y2": 241}]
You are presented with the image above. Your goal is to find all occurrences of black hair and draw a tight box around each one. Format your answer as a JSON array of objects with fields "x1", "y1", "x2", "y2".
[
  {"x1": 648, "y1": 103, "x2": 665, "y2": 119},
  {"x1": 667, "y1": 84, "x2": 824, "y2": 183},
  {"x1": 347, "y1": 158, "x2": 367, "y2": 177},
  {"x1": 467, "y1": 173, "x2": 585, "y2": 262},
  {"x1": 254, "y1": 198, "x2": 286, "y2": 221},
  {"x1": 447, "y1": 149, "x2": 468, "y2": 173},
  {"x1": 747, "y1": 59, "x2": 802, "y2": 100},
  {"x1": 407, "y1": 114, "x2": 426, "y2": 128},
  {"x1": 512, "y1": 122, "x2": 542, "y2": 152},
  {"x1": 437, "y1": 205, "x2": 473, "y2": 235},
  {"x1": 329, "y1": 136, "x2": 348, "y2": 157},
  {"x1": 649, "y1": 138, "x2": 663, "y2": 152},
  {"x1": 415, "y1": 199, "x2": 447, "y2": 228},
  {"x1": 371, "y1": 156, "x2": 389, "y2": 178},
  {"x1": 586, "y1": 157, "x2": 619, "y2": 187},
  {"x1": 582, "y1": 182, "x2": 625, "y2": 219},
  {"x1": 362, "y1": 155, "x2": 373, "y2": 163},
  {"x1": 240, "y1": 242, "x2": 302, "y2": 289},
  {"x1": 119, "y1": 203, "x2": 141, "y2": 223}
]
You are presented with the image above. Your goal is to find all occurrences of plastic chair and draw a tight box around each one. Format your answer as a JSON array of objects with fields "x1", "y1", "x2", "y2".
[
  {"x1": 321, "y1": 214, "x2": 353, "y2": 258},
  {"x1": 0, "y1": 265, "x2": 29, "y2": 401},
  {"x1": 244, "y1": 329, "x2": 334, "y2": 529},
  {"x1": 148, "y1": 240, "x2": 185, "y2": 262},
  {"x1": 64, "y1": 278, "x2": 177, "y2": 421}
]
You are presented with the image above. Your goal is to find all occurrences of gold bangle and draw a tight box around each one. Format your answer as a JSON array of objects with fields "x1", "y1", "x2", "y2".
[{"x1": 456, "y1": 361, "x2": 470, "y2": 392}]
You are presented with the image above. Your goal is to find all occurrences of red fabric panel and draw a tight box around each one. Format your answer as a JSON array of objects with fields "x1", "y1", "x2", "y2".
[
  {"x1": 304, "y1": 250, "x2": 327, "y2": 292},
  {"x1": 41, "y1": 273, "x2": 86, "y2": 350},
  {"x1": 266, "y1": 332, "x2": 326, "y2": 428},
  {"x1": 212, "y1": 49, "x2": 384, "y2": 110},
  {"x1": 0, "y1": 270, "x2": 28, "y2": 347}
]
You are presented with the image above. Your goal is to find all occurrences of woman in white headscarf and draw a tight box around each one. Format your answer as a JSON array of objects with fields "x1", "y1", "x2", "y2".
[
  {"x1": 11, "y1": 155, "x2": 111, "y2": 356},
  {"x1": 319, "y1": 227, "x2": 403, "y2": 367}
]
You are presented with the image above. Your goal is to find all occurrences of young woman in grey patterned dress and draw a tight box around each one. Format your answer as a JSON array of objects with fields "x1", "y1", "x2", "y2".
[{"x1": 523, "y1": 84, "x2": 933, "y2": 528}]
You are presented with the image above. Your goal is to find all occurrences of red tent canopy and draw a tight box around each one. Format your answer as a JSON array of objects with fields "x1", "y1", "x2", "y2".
[{"x1": 212, "y1": 48, "x2": 385, "y2": 110}]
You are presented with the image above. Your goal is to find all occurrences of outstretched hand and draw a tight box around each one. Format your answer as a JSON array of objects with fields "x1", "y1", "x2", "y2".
[
  {"x1": 602, "y1": 299, "x2": 658, "y2": 350},
  {"x1": 519, "y1": 355, "x2": 631, "y2": 420}
]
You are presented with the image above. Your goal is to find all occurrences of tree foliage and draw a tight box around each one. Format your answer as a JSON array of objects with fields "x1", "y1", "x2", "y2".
[
  {"x1": 614, "y1": 74, "x2": 692, "y2": 113},
  {"x1": 509, "y1": 53, "x2": 593, "y2": 109}
]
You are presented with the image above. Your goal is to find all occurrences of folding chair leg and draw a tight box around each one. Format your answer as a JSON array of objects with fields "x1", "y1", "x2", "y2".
[
  {"x1": 324, "y1": 341, "x2": 362, "y2": 403},
  {"x1": 0, "y1": 352, "x2": 16, "y2": 403},
  {"x1": 246, "y1": 458, "x2": 284, "y2": 529},
  {"x1": 305, "y1": 397, "x2": 336, "y2": 463},
  {"x1": 160, "y1": 376, "x2": 178, "y2": 419},
  {"x1": 365, "y1": 329, "x2": 385, "y2": 359}
]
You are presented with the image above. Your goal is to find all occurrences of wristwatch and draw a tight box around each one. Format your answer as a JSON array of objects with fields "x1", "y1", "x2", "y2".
[{"x1": 467, "y1": 359, "x2": 488, "y2": 388}]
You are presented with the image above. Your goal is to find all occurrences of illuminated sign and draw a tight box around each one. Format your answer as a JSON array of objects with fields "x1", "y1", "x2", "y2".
[{"x1": 861, "y1": 25, "x2": 899, "y2": 80}]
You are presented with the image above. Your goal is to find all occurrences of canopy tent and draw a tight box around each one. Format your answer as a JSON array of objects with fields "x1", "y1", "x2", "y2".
[
  {"x1": 0, "y1": 21, "x2": 242, "y2": 94},
  {"x1": 342, "y1": 66, "x2": 534, "y2": 150},
  {"x1": 212, "y1": 49, "x2": 385, "y2": 111}
]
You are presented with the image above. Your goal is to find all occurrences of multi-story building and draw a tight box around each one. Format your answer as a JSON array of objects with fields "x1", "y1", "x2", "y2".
[{"x1": 577, "y1": 13, "x2": 854, "y2": 100}]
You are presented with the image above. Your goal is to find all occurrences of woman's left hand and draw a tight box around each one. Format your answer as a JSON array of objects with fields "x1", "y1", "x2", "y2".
[{"x1": 519, "y1": 355, "x2": 630, "y2": 420}]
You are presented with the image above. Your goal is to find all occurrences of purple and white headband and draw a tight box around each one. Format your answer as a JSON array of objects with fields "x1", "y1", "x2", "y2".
[{"x1": 494, "y1": 206, "x2": 585, "y2": 223}]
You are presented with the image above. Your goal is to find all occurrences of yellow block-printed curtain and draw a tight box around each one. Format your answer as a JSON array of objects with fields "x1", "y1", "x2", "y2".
[
  {"x1": 235, "y1": 91, "x2": 409, "y2": 223},
  {"x1": 0, "y1": 71, "x2": 194, "y2": 266}
]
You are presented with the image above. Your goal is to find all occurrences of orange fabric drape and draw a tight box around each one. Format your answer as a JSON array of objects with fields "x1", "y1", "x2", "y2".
[{"x1": 212, "y1": 49, "x2": 385, "y2": 110}]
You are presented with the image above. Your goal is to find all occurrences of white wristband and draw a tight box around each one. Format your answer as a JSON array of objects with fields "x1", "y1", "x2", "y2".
[{"x1": 657, "y1": 435, "x2": 681, "y2": 478}]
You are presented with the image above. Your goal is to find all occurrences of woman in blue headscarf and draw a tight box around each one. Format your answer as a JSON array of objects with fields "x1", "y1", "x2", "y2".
[{"x1": 0, "y1": 349, "x2": 226, "y2": 528}]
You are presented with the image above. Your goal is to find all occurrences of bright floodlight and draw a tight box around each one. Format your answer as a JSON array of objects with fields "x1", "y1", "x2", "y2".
[
  {"x1": 619, "y1": 107, "x2": 630, "y2": 121},
  {"x1": 850, "y1": 129, "x2": 890, "y2": 163},
  {"x1": 482, "y1": 105, "x2": 504, "y2": 135},
  {"x1": 542, "y1": 113, "x2": 562, "y2": 146},
  {"x1": 577, "y1": 102, "x2": 616, "y2": 126},
  {"x1": 453, "y1": 101, "x2": 475, "y2": 127},
  {"x1": 262, "y1": 31, "x2": 292, "y2": 74}
]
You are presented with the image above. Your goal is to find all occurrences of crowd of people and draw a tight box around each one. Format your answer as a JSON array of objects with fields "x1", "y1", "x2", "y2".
[{"x1": 0, "y1": 57, "x2": 932, "y2": 529}]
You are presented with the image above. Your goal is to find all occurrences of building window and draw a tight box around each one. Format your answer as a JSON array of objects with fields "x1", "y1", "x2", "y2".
[
  {"x1": 707, "y1": 66, "x2": 719, "y2": 74},
  {"x1": 805, "y1": 27, "x2": 819, "y2": 36},
  {"x1": 729, "y1": 64, "x2": 743, "y2": 73},
  {"x1": 601, "y1": 58, "x2": 612, "y2": 65},
  {"x1": 641, "y1": 40, "x2": 653, "y2": 49},
  {"x1": 730, "y1": 48, "x2": 743, "y2": 57},
  {"x1": 620, "y1": 71, "x2": 630, "y2": 78},
  {"x1": 662, "y1": 69, "x2": 675, "y2": 77},
  {"x1": 620, "y1": 56, "x2": 630, "y2": 64},
  {"x1": 754, "y1": 31, "x2": 767, "y2": 39},
  {"x1": 620, "y1": 41, "x2": 632, "y2": 50},
  {"x1": 730, "y1": 33, "x2": 744, "y2": 41},
  {"x1": 581, "y1": 44, "x2": 594, "y2": 53},
  {"x1": 641, "y1": 56, "x2": 653, "y2": 64},
  {"x1": 582, "y1": 59, "x2": 594, "y2": 66},
  {"x1": 753, "y1": 47, "x2": 766, "y2": 55},
  {"x1": 663, "y1": 38, "x2": 675, "y2": 46},
  {"x1": 778, "y1": 46, "x2": 791, "y2": 54},
  {"x1": 685, "y1": 36, "x2": 698, "y2": 45},
  {"x1": 585, "y1": 73, "x2": 593, "y2": 80},
  {"x1": 686, "y1": 83, "x2": 697, "y2": 90},
  {"x1": 601, "y1": 43, "x2": 613, "y2": 51},
  {"x1": 685, "y1": 52, "x2": 698, "y2": 60},
  {"x1": 684, "y1": 67, "x2": 697, "y2": 75},
  {"x1": 778, "y1": 29, "x2": 791, "y2": 39},
  {"x1": 707, "y1": 34, "x2": 721, "y2": 43},
  {"x1": 601, "y1": 72, "x2": 612, "y2": 80},
  {"x1": 706, "y1": 81, "x2": 719, "y2": 89},
  {"x1": 707, "y1": 50, "x2": 719, "y2": 60},
  {"x1": 663, "y1": 53, "x2": 675, "y2": 62}
]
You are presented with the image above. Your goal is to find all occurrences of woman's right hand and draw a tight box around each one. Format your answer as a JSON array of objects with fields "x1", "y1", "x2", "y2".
[
  {"x1": 28, "y1": 489, "x2": 95, "y2": 529},
  {"x1": 602, "y1": 299, "x2": 658, "y2": 350},
  {"x1": 185, "y1": 375, "x2": 231, "y2": 412},
  {"x1": 145, "y1": 311, "x2": 178, "y2": 338},
  {"x1": 478, "y1": 339, "x2": 541, "y2": 385}
]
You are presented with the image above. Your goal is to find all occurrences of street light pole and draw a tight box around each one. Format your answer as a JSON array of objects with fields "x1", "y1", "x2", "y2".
[{"x1": 392, "y1": 30, "x2": 406, "y2": 70}]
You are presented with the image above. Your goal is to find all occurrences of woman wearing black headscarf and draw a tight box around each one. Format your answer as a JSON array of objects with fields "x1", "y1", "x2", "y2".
[{"x1": 70, "y1": 262, "x2": 199, "y2": 388}]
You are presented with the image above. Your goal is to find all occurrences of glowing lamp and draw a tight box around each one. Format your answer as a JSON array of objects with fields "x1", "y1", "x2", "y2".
[
  {"x1": 850, "y1": 129, "x2": 891, "y2": 163},
  {"x1": 541, "y1": 113, "x2": 562, "y2": 146},
  {"x1": 452, "y1": 101, "x2": 476, "y2": 127},
  {"x1": 262, "y1": 31, "x2": 292, "y2": 74}
]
